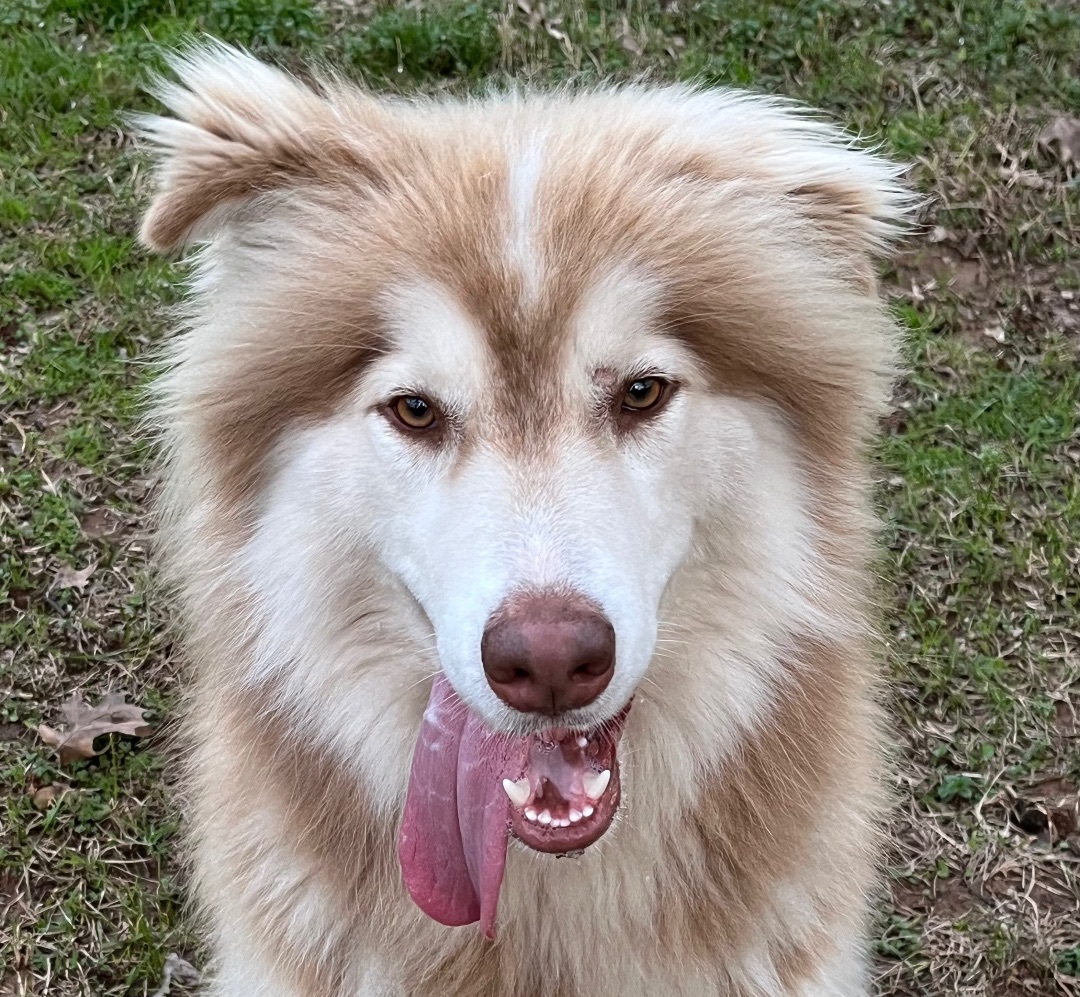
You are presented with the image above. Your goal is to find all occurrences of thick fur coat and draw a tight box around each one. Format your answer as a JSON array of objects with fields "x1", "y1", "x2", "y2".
[{"x1": 138, "y1": 44, "x2": 908, "y2": 997}]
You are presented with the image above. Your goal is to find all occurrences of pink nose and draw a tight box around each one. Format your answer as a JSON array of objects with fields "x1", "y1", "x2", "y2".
[{"x1": 481, "y1": 594, "x2": 616, "y2": 715}]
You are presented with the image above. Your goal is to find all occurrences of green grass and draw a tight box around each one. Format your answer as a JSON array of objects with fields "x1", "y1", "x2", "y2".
[{"x1": 2, "y1": 1, "x2": 1079, "y2": 994}]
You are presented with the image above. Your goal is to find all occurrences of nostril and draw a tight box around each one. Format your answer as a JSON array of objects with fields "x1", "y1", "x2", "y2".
[
  {"x1": 482, "y1": 593, "x2": 616, "y2": 713},
  {"x1": 573, "y1": 660, "x2": 609, "y2": 680}
]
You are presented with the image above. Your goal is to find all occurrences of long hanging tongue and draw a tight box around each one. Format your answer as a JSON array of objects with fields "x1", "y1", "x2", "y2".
[{"x1": 399, "y1": 674, "x2": 519, "y2": 940}]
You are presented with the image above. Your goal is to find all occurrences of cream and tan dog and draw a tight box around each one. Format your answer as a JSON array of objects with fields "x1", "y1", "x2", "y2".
[{"x1": 138, "y1": 43, "x2": 908, "y2": 997}]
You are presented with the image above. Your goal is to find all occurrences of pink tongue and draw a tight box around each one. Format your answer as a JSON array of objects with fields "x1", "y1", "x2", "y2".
[{"x1": 399, "y1": 674, "x2": 520, "y2": 940}]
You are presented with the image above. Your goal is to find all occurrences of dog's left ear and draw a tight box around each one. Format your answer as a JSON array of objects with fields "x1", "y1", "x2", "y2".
[
  {"x1": 678, "y1": 92, "x2": 912, "y2": 285},
  {"x1": 792, "y1": 175, "x2": 903, "y2": 254},
  {"x1": 772, "y1": 122, "x2": 913, "y2": 289},
  {"x1": 135, "y1": 42, "x2": 387, "y2": 252}
]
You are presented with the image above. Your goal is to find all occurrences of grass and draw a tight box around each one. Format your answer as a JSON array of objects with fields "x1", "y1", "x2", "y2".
[{"x1": 1, "y1": 0, "x2": 1078, "y2": 994}]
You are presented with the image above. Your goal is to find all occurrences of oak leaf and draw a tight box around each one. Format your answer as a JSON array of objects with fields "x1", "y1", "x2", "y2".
[
  {"x1": 52, "y1": 562, "x2": 95, "y2": 590},
  {"x1": 151, "y1": 954, "x2": 202, "y2": 997},
  {"x1": 1039, "y1": 115, "x2": 1080, "y2": 167},
  {"x1": 37, "y1": 693, "x2": 153, "y2": 764}
]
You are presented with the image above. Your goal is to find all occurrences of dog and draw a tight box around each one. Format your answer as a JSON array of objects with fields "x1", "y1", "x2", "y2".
[{"x1": 137, "y1": 42, "x2": 908, "y2": 997}]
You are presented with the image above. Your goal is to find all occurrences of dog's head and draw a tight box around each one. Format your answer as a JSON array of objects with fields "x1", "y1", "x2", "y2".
[{"x1": 140, "y1": 48, "x2": 907, "y2": 903}]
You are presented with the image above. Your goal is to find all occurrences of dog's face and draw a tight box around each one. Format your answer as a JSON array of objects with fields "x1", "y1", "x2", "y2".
[
  {"x1": 141, "y1": 47, "x2": 906, "y2": 750},
  {"x1": 307, "y1": 267, "x2": 743, "y2": 733}
]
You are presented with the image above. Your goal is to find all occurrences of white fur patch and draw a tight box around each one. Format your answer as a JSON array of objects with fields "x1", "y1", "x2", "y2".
[
  {"x1": 371, "y1": 279, "x2": 490, "y2": 410},
  {"x1": 506, "y1": 132, "x2": 545, "y2": 299},
  {"x1": 796, "y1": 942, "x2": 866, "y2": 997}
]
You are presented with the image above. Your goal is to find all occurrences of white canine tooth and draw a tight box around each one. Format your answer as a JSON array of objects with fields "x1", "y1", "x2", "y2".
[
  {"x1": 525, "y1": 808, "x2": 538, "y2": 822},
  {"x1": 583, "y1": 769, "x2": 611, "y2": 800},
  {"x1": 502, "y1": 778, "x2": 531, "y2": 808},
  {"x1": 569, "y1": 810, "x2": 582, "y2": 823},
  {"x1": 582, "y1": 805, "x2": 594, "y2": 818},
  {"x1": 576, "y1": 736, "x2": 588, "y2": 748},
  {"x1": 538, "y1": 810, "x2": 552, "y2": 825}
]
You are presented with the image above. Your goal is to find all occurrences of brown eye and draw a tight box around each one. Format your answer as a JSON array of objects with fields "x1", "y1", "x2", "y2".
[
  {"x1": 621, "y1": 377, "x2": 665, "y2": 412},
  {"x1": 391, "y1": 395, "x2": 437, "y2": 430}
]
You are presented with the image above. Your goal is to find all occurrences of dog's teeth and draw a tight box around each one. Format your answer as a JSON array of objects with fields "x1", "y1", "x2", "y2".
[
  {"x1": 583, "y1": 769, "x2": 611, "y2": 800},
  {"x1": 576, "y1": 736, "x2": 588, "y2": 748},
  {"x1": 569, "y1": 809, "x2": 582, "y2": 823},
  {"x1": 502, "y1": 778, "x2": 531, "y2": 808},
  {"x1": 582, "y1": 805, "x2": 594, "y2": 818},
  {"x1": 525, "y1": 808, "x2": 538, "y2": 822},
  {"x1": 538, "y1": 810, "x2": 552, "y2": 825}
]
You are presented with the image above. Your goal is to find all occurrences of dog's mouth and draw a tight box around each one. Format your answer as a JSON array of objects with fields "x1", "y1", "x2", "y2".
[
  {"x1": 503, "y1": 719, "x2": 624, "y2": 854},
  {"x1": 399, "y1": 674, "x2": 628, "y2": 940}
]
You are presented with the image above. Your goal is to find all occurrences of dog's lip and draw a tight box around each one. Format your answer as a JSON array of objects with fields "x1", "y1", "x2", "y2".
[
  {"x1": 501, "y1": 702, "x2": 630, "y2": 855},
  {"x1": 508, "y1": 760, "x2": 621, "y2": 854}
]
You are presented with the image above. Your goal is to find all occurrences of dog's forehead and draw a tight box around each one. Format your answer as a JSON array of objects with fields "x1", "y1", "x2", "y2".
[
  {"x1": 378, "y1": 268, "x2": 665, "y2": 453},
  {"x1": 374, "y1": 139, "x2": 670, "y2": 445}
]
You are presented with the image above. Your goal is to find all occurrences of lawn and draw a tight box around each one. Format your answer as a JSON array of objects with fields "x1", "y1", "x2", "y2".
[{"x1": 1, "y1": 0, "x2": 1078, "y2": 994}]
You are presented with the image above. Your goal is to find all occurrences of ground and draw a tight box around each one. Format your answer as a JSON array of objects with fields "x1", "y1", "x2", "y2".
[{"x1": 1, "y1": 1, "x2": 1078, "y2": 994}]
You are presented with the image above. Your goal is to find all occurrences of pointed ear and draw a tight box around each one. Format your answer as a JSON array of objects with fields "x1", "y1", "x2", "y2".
[
  {"x1": 673, "y1": 91, "x2": 912, "y2": 285},
  {"x1": 787, "y1": 170, "x2": 913, "y2": 287},
  {"x1": 775, "y1": 127, "x2": 914, "y2": 289},
  {"x1": 135, "y1": 42, "x2": 386, "y2": 252}
]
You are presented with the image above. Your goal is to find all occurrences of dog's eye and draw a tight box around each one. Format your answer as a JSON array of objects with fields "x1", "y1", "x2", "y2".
[
  {"x1": 621, "y1": 378, "x2": 666, "y2": 412},
  {"x1": 391, "y1": 396, "x2": 437, "y2": 430}
]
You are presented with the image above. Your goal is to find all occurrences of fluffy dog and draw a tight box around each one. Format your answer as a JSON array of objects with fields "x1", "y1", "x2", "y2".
[{"x1": 137, "y1": 42, "x2": 908, "y2": 997}]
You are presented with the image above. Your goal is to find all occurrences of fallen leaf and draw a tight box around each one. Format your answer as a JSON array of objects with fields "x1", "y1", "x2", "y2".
[
  {"x1": 151, "y1": 954, "x2": 201, "y2": 997},
  {"x1": 618, "y1": 15, "x2": 643, "y2": 55},
  {"x1": 36, "y1": 724, "x2": 66, "y2": 750},
  {"x1": 52, "y1": 562, "x2": 95, "y2": 590},
  {"x1": 1038, "y1": 115, "x2": 1080, "y2": 166},
  {"x1": 79, "y1": 509, "x2": 116, "y2": 539},
  {"x1": 31, "y1": 783, "x2": 71, "y2": 809},
  {"x1": 36, "y1": 693, "x2": 153, "y2": 764}
]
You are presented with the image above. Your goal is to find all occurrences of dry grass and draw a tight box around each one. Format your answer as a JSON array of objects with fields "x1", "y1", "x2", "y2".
[{"x1": 1, "y1": 1, "x2": 1078, "y2": 994}]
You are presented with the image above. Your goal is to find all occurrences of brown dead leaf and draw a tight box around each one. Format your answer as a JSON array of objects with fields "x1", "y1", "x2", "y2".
[
  {"x1": 36, "y1": 693, "x2": 153, "y2": 764},
  {"x1": 79, "y1": 508, "x2": 116, "y2": 539},
  {"x1": 32, "y1": 783, "x2": 71, "y2": 809},
  {"x1": 52, "y1": 562, "x2": 95, "y2": 590},
  {"x1": 1038, "y1": 115, "x2": 1080, "y2": 166}
]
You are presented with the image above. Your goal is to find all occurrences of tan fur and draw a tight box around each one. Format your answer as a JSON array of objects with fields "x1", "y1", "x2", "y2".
[{"x1": 138, "y1": 44, "x2": 909, "y2": 997}]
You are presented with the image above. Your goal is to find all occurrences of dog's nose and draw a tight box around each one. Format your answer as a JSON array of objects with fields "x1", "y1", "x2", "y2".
[{"x1": 481, "y1": 594, "x2": 615, "y2": 715}]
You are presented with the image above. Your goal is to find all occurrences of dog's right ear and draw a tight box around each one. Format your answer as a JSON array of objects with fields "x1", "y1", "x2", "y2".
[{"x1": 135, "y1": 42, "x2": 385, "y2": 252}]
